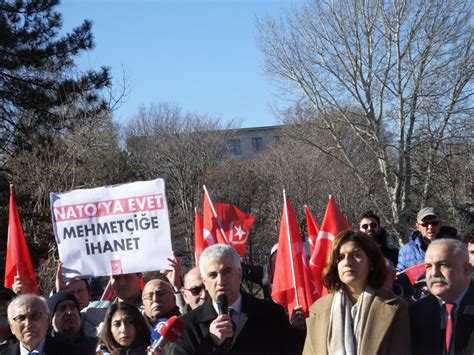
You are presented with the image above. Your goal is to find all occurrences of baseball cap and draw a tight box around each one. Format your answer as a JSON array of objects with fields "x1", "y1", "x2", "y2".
[{"x1": 417, "y1": 207, "x2": 441, "y2": 223}]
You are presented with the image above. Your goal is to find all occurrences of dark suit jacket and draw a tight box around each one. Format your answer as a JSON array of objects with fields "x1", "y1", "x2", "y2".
[
  {"x1": 410, "y1": 281, "x2": 474, "y2": 355},
  {"x1": 1, "y1": 338, "x2": 56, "y2": 355},
  {"x1": 170, "y1": 292, "x2": 301, "y2": 355},
  {"x1": 0, "y1": 333, "x2": 97, "y2": 355}
]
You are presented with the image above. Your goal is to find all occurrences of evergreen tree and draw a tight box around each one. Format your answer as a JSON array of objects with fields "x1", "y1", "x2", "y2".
[{"x1": 0, "y1": 0, "x2": 111, "y2": 154}]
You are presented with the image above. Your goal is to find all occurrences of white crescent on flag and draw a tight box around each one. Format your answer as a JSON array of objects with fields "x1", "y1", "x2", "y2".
[
  {"x1": 203, "y1": 228, "x2": 216, "y2": 246},
  {"x1": 309, "y1": 231, "x2": 335, "y2": 267}
]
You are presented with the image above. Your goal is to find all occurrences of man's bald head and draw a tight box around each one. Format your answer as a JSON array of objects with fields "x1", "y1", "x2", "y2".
[
  {"x1": 182, "y1": 267, "x2": 207, "y2": 310},
  {"x1": 142, "y1": 279, "x2": 176, "y2": 322}
]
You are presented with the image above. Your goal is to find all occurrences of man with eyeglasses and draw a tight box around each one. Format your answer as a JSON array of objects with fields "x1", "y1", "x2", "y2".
[
  {"x1": 397, "y1": 207, "x2": 459, "y2": 271},
  {"x1": 181, "y1": 267, "x2": 208, "y2": 312},
  {"x1": 5, "y1": 294, "x2": 52, "y2": 354},
  {"x1": 359, "y1": 211, "x2": 399, "y2": 266},
  {"x1": 53, "y1": 262, "x2": 92, "y2": 311},
  {"x1": 142, "y1": 279, "x2": 181, "y2": 329}
]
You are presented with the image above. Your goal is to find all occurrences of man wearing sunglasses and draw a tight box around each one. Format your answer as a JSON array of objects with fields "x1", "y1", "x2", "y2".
[
  {"x1": 397, "y1": 207, "x2": 459, "y2": 271},
  {"x1": 181, "y1": 267, "x2": 208, "y2": 312},
  {"x1": 359, "y1": 211, "x2": 399, "y2": 266}
]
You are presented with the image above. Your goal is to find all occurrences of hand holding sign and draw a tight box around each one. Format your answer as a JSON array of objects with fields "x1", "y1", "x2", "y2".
[{"x1": 50, "y1": 179, "x2": 173, "y2": 280}]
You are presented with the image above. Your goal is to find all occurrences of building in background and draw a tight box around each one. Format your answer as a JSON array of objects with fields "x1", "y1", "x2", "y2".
[{"x1": 226, "y1": 126, "x2": 281, "y2": 160}]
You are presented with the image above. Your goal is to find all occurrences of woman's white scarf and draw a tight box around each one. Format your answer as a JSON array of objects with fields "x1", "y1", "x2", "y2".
[{"x1": 327, "y1": 286, "x2": 375, "y2": 355}]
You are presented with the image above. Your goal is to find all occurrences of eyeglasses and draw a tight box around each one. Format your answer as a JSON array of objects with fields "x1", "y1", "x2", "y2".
[
  {"x1": 361, "y1": 222, "x2": 378, "y2": 230},
  {"x1": 142, "y1": 290, "x2": 172, "y2": 301},
  {"x1": 419, "y1": 221, "x2": 440, "y2": 228},
  {"x1": 10, "y1": 312, "x2": 44, "y2": 324},
  {"x1": 183, "y1": 285, "x2": 205, "y2": 296}
]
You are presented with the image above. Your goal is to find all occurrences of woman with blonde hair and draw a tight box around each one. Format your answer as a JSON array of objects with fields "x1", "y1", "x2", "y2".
[{"x1": 303, "y1": 231, "x2": 411, "y2": 354}]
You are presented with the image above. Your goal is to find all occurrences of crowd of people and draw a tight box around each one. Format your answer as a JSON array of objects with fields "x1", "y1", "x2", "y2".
[{"x1": 0, "y1": 206, "x2": 472, "y2": 354}]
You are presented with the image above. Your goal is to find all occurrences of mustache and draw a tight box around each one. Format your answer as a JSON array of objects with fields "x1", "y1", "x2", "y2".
[{"x1": 428, "y1": 276, "x2": 450, "y2": 288}]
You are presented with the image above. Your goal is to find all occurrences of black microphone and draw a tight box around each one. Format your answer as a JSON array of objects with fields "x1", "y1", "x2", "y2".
[
  {"x1": 216, "y1": 294, "x2": 231, "y2": 353},
  {"x1": 216, "y1": 294, "x2": 228, "y2": 315}
]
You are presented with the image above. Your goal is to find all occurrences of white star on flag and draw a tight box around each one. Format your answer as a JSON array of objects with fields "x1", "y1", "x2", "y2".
[{"x1": 234, "y1": 225, "x2": 246, "y2": 241}]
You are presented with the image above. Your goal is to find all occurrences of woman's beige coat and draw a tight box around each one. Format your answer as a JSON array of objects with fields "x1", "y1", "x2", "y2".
[{"x1": 302, "y1": 288, "x2": 411, "y2": 355}]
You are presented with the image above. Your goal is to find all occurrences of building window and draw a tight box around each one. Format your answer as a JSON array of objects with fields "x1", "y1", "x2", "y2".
[
  {"x1": 229, "y1": 139, "x2": 241, "y2": 155},
  {"x1": 252, "y1": 137, "x2": 263, "y2": 152}
]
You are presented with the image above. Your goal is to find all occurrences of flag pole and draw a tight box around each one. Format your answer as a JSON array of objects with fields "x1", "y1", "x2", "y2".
[
  {"x1": 203, "y1": 185, "x2": 229, "y2": 243},
  {"x1": 283, "y1": 190, "x2": 300, "y2": 308}
]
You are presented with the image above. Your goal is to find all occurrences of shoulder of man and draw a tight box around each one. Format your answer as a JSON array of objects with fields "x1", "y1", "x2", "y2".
[
  {"x1": 80, "y1": 305, "x2": 109, "y2": 338},
  {"x1": 0, "y1": 339, "x2": 19, "y2": 355},
  {"x1": 240, "y1": 292, "x2": 289, "y2": 322}
]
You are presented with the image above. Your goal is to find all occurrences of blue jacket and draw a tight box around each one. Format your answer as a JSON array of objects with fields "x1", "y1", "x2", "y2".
[
  {"x1": 397, "y1": 226, "x2": 459, "y2": 271},
  {"x1": 397, "y1": 231, "x2": 426, "y2": 271}
]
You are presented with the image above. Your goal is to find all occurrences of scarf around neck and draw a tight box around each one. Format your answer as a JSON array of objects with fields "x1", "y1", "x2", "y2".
[{"x1": 327, "y1": 286, "x2": 375, "y2": 355}]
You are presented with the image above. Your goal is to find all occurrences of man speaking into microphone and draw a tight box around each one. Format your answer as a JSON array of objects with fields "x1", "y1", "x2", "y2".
[{"x1": 169, "y1": 244, "x2": 300, "y2": 355}]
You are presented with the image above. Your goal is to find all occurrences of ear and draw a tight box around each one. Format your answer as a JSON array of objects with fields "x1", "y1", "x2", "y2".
[
  {"x1": 463, "y1": 262, "x2": 472, "y2": 277},
  {"x1": 416, "y1": 222, "x2": 422, "y2": 232}
]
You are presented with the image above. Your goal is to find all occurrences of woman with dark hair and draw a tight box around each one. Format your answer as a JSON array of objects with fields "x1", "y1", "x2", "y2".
[
  {"x1": 303, "y1": 231, "x2": 411, "y2": 355},
  {"x1": 96, "y1": 302, "x2": 158, "y2": 355}
]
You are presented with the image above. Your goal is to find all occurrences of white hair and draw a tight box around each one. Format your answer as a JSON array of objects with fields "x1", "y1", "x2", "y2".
[
  {"x1": 199, "y1": 244, "x2": 241, "y2": 276},
  {"x1": 429, "y1": 238, "x2": 469, "y2": 262},
  {"x1": 7, "y1": 294, "x2": 49, "y2": 319}
]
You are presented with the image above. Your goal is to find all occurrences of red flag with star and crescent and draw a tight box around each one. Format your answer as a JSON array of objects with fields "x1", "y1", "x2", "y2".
[
  {"x1": 202, "y1": 186, "x2": 255, "y2": 257},
  {"x1": 309, "y1": 195, "x2": 351, "y2": 298},
  {"x1": 272, "y1": 192, "x2": 317, "y2": 319}
]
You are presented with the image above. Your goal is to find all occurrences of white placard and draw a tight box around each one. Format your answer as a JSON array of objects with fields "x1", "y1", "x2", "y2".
[{"x1": 50, "y1": 179, "x2": 173, "y2": 280}]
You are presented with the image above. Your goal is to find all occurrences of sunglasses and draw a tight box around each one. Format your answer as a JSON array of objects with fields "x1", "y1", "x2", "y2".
[
  {"x1": 361, "y1": 222, "x2": 378, "y2": 230},
  {"x1": 419, "y1": 221, "x2": 440, "y2": 228},
  {"x1": 184, "y1": 285, "x2": 205, "y2": 296}
]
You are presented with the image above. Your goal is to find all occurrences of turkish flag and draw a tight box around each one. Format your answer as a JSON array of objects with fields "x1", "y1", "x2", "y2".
[
  {"x1": 4, "y1": 185, "x2": 39, "y2": 294},
  {"x1": 194, "y1": 208, "x2": 206, "y2": 265},
  {"x1": 309, "y1": 195, "x2": 351, "y2": 298},
  {"x1": 272, "y1": 193, "x2": 317, "y2": 319},
  {"x1": 305, "y1": 205, "x2": 320, "y2": 257},
  {"x1": 202, "y1": 187, "x2": 255, "y2": 257},
  {"x1": 403, "y1": 262, "x2": 426, "y2": 285},
  {"x1": 100, "y1": 278, "x2": 116, "y2": 301}
]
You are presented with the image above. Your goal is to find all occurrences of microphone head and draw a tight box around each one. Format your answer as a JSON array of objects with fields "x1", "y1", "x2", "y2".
[
  {"x1": 151, "y1": 318, "x2": 168, "y2": 341},
  {"x1": 159, "y1": 315, "x2": 186, "y2": 343},
  {"x1": 216, "y1": 294, "x2": 228, "y2": 315}
]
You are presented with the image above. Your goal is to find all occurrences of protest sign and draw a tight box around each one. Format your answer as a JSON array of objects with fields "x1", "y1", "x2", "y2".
[{"x1": 50, "y1": 179, "x2": 173, "y2": 280}]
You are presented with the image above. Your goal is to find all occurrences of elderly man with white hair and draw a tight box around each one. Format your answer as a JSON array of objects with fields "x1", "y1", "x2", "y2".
[
  {"x1": 5, "y1": 294, "x2": 52, "y2": 354},
  {"x1": 410, "y1": 239, "x2": 474, "y2": 354}
]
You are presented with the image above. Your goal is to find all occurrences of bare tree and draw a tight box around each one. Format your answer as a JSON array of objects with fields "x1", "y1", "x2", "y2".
[
  {"x1": 124, "y1": 103, "x2": 238, "y2": 258},
  {"x1": 257, "y1": 0, "x2": 473, "y2": 236}
]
